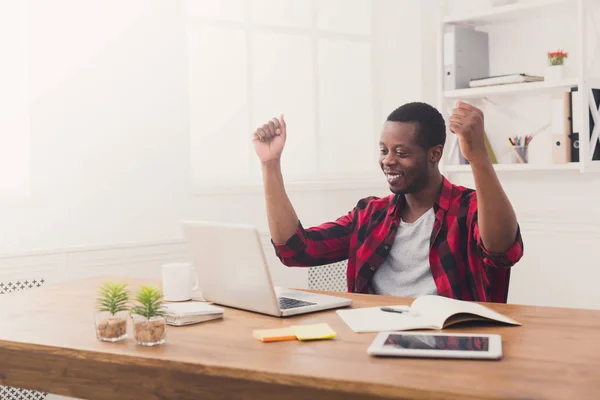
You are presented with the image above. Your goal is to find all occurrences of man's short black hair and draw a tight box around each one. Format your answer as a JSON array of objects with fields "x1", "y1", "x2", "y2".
[{"x1": 386, "y1": 102, "x2": 446, "y2": 149}]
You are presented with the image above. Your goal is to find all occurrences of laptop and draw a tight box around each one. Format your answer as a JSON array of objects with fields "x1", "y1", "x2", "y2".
[{"x1": 182, "y1": 221, "x2": 352, "y2": 317}]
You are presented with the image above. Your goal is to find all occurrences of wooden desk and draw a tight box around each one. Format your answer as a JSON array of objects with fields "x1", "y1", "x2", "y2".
[{"x1": 0, "y1": 276, "x2": 599, "y2": 400}]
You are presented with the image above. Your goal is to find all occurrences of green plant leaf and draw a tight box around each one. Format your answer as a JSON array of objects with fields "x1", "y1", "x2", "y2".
[
  {"x1": 96, "y1": 281, "x2": 131, "y2": 315},
  {"x1": 131, "y1": 285, "x2": 166, "y2": 320}
]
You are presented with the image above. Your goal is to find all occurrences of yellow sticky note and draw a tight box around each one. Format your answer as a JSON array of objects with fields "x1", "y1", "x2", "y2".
[
  {"x1": 253, "y1": 327, "x2": 296, "y2": 342},
  {"x1": 290, "y1": 323, "x2": 336, "y2": 341}
]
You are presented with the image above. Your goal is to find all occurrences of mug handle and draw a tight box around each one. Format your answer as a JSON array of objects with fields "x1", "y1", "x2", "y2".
[{"x1": 191, "y1": 266, "x2": 200, "y2": 291}]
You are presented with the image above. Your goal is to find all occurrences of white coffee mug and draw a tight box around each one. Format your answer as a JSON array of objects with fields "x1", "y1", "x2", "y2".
[{"x1": 162, "y1": 262, "x2": 199, "y2": 301}]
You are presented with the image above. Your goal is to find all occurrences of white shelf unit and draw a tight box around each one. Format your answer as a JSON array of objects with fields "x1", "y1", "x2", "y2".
[
  {"x1": 444, "y1": 162, "x2": 580, "y2": 173},
  {"x1": 444, "y1": 78, "x2": 579, "y2": 99},
  {"x1": 442, "y1": 0, "x2": 573, "y2": 25},
  {"x1": 437, "y1": 0, "x2": 600, "y2": 174}
]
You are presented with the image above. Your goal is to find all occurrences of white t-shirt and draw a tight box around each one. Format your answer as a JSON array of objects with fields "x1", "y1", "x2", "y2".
[{"x1": 370, "y1": 207, "x2": 438, "y2": 297}]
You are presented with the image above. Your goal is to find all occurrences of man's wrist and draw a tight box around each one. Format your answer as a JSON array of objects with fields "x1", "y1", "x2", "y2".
[
  {"x1": 261, "y1": 159, "x2": 282, "y2": 173},
  {"x1": 467, "y1": 152, "x2": 492, "y2": 170}
]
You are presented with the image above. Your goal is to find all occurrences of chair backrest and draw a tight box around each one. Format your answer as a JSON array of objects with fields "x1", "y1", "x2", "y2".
[
  {"x1": 0, "y1": 278, "x2": 46, "y2": 295},
  {"x1": 0, "y1": 387, "x2": 48, "y2": 400},
  {"x1": 308, "y1": 260, "x2": 348, "y2": 292},
  {"x1": 0, "y1": 277, "x2": 48, "y2": 400}
]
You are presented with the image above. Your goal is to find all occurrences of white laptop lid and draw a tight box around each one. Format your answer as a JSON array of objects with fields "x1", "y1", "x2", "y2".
[{"x1": 182, "y1": 221, "x2": 281, "y2": 316}]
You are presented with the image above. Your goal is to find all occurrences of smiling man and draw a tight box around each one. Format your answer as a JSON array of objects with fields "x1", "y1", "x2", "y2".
[{"x1": 252, "y1": 101, "x2": 523, "y2": 303}]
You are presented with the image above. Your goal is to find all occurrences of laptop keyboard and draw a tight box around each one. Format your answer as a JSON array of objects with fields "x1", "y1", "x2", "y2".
[{"x1": 278, "y1": 296, "x2": 316, "y2": 310}]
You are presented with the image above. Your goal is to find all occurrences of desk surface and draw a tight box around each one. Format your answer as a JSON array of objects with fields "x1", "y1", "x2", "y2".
[{"x1": 1, "y1": 276, "x2": 599, "y2": 400}]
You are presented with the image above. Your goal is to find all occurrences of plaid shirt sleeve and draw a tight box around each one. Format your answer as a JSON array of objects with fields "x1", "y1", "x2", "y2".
[
  {"x1": 469, "y1": 194, "x2": 524, "y2": 268},
  {"x1": 271, "y1": 196, "x2": 379, "y2": 267},
  {"x1": 271, "y1": 216, "x2": 354, "y2": 267}
]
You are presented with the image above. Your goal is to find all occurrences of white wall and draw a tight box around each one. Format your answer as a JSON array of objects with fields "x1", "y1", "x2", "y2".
[
  {"x1": 0, "y1": 0, "x2": 428, "y2": 287},
  {"x1": 186, "y1": 0, "x2": 431, "y2": 190},
  {"x1": 0, "y1": 0, "x2": 192, "y2": 252},
  {"x1": 0, "y1": 1, "x2": 30, "y2": 199}
]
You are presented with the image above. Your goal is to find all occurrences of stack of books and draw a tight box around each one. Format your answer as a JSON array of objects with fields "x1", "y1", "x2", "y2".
[{"x1": 162, "y1": 301, "x2": 224, "y2": 326}]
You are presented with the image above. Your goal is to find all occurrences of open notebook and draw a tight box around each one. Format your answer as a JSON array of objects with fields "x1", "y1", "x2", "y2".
[{"x1": 337, "y1": 295, "x2": 520, "y2": 333}]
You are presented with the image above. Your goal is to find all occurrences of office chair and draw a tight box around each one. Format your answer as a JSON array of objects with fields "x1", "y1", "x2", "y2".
[{"x1": 308, "y1": 260, "x2": 348, "y2": 292}]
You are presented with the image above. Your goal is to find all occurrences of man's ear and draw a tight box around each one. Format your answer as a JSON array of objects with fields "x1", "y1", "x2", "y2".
[{"x1": 429, "y1": 145, "x2": 443, "y2": 164}]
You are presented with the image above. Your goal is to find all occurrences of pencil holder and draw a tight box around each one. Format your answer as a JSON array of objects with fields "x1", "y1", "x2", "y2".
[{"x1": 509, "y1": 145, "x2": 528, "y2": 164}]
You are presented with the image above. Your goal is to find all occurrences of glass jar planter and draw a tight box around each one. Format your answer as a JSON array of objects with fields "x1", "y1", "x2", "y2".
[
  {"x1": 132, "y1": 314, "x2": 167, "y2": 346},
  {"x1": 95, "y1": 311, "x2": 128, "y2": 342}
]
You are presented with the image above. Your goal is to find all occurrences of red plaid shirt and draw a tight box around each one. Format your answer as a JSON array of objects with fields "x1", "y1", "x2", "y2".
[{"x1": 272, "y1": 177, "x2": 523, "y2": 303}]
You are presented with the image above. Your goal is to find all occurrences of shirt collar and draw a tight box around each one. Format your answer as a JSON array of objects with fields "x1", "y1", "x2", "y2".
[
  {"x1": 436, "y1": 176, "x2": 452, "y2": 211},
  {"x1": 388, "y1": 175, "x2": 452, "y2": 216}
]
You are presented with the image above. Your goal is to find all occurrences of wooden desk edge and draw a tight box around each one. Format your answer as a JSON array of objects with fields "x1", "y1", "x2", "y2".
[{"x1": 0, "y1": 339, "x2": 495, "y2": 400}]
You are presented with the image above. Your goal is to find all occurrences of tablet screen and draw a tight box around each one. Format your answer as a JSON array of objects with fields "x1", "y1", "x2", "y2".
[{"x1": 383, "y1": 334, "x2": 489, "y2": 352}]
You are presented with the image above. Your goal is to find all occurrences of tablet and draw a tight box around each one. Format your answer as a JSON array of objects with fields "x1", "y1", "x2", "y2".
[{"x1": 367, "y1": 331, "x2": 502, "y2": 360}]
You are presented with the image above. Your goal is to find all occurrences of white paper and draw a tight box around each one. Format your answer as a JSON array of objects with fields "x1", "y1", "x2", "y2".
[{"x1": 336, "y1": 305, "x2": 438, "y2": 333}]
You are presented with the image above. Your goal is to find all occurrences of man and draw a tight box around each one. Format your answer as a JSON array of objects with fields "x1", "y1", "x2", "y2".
[{"x1": 252, "y1": 101, "x2": 523, "y2": 303}]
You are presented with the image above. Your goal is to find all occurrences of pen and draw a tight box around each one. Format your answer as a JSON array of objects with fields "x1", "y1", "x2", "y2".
[{"x1": 380, "y1": 307, "x2": 408, "y2": 314}]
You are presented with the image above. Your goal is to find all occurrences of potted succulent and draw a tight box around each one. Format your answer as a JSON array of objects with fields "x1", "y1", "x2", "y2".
[
  {"x1": 95, "y1": 281, "x2": 130, "y2": 342},
  {"x1": 131, "y1": 285, "x2": 167, "y2": 346}
]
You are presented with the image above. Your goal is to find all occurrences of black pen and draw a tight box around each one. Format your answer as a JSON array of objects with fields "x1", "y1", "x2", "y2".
[{"x1": 380, "y1": 306, "x2": 408, "y2": 314}]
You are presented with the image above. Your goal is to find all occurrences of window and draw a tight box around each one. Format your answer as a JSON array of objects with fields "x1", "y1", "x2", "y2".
[
  {"x1": 0, "y1": 0, "x2": 31, "y2": 198},
  {"x1": 186, "y1": 0, "x2": 381, "y2": 194}
]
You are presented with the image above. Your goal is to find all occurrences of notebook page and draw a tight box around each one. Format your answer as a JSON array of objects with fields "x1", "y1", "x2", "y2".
[
  {"x1": 411, "y1": 295, "x2": 520, "y2": 327},
  {"x1": 336, "y1": 306, "x2": 438, "y2": 333}
]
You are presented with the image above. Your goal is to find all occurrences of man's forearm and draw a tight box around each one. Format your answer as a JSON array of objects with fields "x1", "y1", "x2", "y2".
[
  {"x1": 261, "y1": 160, "x2": 300, "y2": 244},
  {"x1": 470, "y1": 157, "x2": 519, "y2": 253}
]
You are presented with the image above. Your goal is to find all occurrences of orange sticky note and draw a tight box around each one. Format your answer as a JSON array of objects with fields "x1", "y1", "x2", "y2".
[{"x1": 253, "y1": 327, "x2": 296, "y2": 342}]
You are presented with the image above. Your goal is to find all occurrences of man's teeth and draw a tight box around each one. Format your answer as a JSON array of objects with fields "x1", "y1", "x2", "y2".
[{"x1": 386, "y1": 173, "x2": 402, "y2": 182}]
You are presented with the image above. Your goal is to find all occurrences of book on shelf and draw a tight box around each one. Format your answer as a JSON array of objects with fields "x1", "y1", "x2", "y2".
[
  {"x1": 469, "y1": 73, "x2": 544, "y2": 88},
  {"x1": 551, "y1": 91, "x2": 572, "y2": 163}
]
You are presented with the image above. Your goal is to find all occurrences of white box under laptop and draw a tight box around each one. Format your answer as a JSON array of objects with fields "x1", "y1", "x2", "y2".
[{"x1": 182, "y1": 221, "x2": 352, "y2": 317}]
